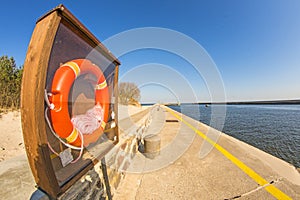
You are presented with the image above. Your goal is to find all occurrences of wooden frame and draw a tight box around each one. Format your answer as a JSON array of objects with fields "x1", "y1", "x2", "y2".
[{"x1": 21, "y1": 4, "x2": 120, "y2": 198}]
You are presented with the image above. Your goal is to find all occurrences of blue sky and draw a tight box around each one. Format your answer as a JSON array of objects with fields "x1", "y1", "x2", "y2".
[{"x1": 1, "y1": 1, "x2": 300, "y2": 102}]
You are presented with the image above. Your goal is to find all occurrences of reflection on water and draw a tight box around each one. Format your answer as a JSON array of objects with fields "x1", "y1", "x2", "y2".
[{"x1": 169, "y1": 104, "x2": 300, "y2": 168}]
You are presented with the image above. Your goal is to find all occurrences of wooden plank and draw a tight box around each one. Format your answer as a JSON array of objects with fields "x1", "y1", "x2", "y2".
[
  {"x1": 114, "y1": 65, "x2": 120, "y2": 144},
  {"x1": 21, "y1": 10, "x2": 61, "y2": 197}
]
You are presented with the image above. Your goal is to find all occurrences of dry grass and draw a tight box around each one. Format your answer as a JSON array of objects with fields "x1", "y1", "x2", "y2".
[{"x1": 0, "y1": 108, "x2": 19, "y2": 119}]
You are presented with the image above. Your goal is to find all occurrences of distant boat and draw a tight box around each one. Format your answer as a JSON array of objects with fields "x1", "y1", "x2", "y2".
[{"x1": 205, "y1": 104, "x2": 209, "y2": 107}]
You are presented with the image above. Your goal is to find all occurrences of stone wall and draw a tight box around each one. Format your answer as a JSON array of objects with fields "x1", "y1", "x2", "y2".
[
  {"x1": 58, "y1": 167, "x2": 105, "y2": 200},
  {"x1": 103, "y1": 108, "x2": 153, "y2": 196}
]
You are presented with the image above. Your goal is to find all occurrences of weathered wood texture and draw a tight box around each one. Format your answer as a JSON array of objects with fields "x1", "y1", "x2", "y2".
[
  {"x1": 114, "y1": 65, "x2": 119, "y2": 144},
  {"x1": 21, "y1": 5, "x2": 120, "y2": 198},
  {"x1": 21, "y1": 10, "x2": 62, "y2": 197}
]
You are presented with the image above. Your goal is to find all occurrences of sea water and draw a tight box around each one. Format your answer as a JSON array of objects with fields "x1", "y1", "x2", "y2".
[{"x1": 168, "y1": 104, "x2": 300, "y2": 168}]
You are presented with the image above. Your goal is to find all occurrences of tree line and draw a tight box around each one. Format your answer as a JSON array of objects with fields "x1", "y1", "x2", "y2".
[
  {"x1": 0, "y1": 55, "x2": 23, "y2": 111},
  {"x1": 118, "y1": 82, "x2": 141, "y2": 106}
]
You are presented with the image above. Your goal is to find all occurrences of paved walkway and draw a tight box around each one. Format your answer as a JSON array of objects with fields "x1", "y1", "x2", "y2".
[
  {"x1": 114, "y1": 105, "x2": 300, "y2": 199},
  {"x1": 0, "y1": 154, "x2": 36, "y2": 200}
]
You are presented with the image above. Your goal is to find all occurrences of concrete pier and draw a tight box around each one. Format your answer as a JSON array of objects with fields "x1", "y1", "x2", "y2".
[
  {"x1": 0, "y1": 105, "x2": 299, "y2": 199},
  {"x1": 114, "y1": 105, "x2": 300, "y2": 199}
]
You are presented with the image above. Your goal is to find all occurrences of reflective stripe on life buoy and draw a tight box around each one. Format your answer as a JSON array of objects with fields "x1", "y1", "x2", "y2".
[{"x1": 50, "y1": 59, "x2": 109, "y2": 147}]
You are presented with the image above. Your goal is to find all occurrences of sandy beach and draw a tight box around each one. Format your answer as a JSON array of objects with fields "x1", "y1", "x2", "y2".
[
  {"x1": 0, "y1": 111, "x2": 26, "y2": 162},
  {"x1": 0, "y1": 111, "x2": 36, "y2": 200},
  {"x1": 0, "y1": 105, "x2": 149, "y2": 162}
]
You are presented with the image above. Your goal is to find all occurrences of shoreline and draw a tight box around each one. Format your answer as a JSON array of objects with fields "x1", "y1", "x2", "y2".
[
  {"x1": 0, "y1": 105, "x2": 299, "y2": 199},
  {"x1": 200, "y1": 117, "x2": 300, "y2": 184},
  {"x1": 166, "y1": 105, "x2": 300, "y2": 184},
  {"x1": 168, "y1": 104, "x2": 300, "y2": 169},
  {"x1": 158, "y1": 99, "x2": 300, "y2": 106},
  {"x1": 114, "y1": 105, "x2": 300, "y2": 199}
]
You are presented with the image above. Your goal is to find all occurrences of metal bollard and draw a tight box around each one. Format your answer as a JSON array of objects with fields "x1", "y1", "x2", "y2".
[
  {"x1": 30, "y1": 189, "x2": 50, "y2": 200},
  {"x1": 143, "y1": 134, "x2": 161, "y2": 159}
]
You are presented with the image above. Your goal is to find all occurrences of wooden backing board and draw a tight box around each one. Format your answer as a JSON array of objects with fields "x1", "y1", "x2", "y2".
[{"x1": 21, "y1": 4, "x2": 120, "y2": 198}]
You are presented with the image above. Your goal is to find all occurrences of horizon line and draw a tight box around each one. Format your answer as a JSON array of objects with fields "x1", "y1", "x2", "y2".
[{"x1": 140, "y1": 99, "x2": 300, "y2": 105}]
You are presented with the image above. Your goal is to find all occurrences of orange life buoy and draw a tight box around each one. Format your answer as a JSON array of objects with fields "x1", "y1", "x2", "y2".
[{"x1": 50, "y1": 59, "x2": 109, "y2": 147}]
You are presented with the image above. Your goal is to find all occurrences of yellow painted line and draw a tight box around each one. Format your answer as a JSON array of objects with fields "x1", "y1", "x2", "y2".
[{"x1": 166, "y1": 107, "x2": 292, "y2": 200}]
